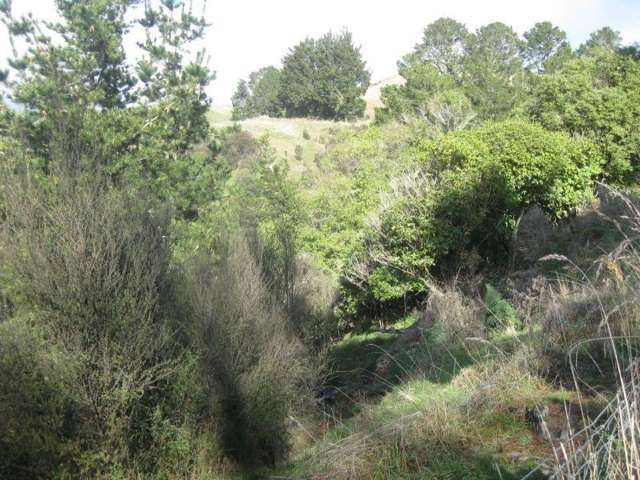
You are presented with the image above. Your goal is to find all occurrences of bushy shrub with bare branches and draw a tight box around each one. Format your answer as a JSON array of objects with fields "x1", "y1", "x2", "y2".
[
  {"x1": 423, "y1": 284, "x2": 485, "y2": 341},
  {"x1": 289, "y1": 254, "x2": 339, "y2": 349},
  {"x1": 187, "y1": 233, "x2": 318, "y2": 467},
  {"x1": 0, "y1": 176, "x2": 181, "y2": 475}
]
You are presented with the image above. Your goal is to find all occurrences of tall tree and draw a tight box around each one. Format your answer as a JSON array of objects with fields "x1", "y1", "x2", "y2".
[
  {"x1": 231, "y1": 79, "x2": 251, "y2": 120},
  {"x1": 579, "y1": 26, "x2": 623, "y2": 54},
  {"x1": 232, "y1": 66, "x2": 284, "y2": 120},
  {"x1": 415, "y1": 17, "x2": 469, "y2": 79},
  {"x1": 521, "y1": 21, "x2": 572, "y2": 73},
  {"x1": 279, "y1": 31, "x2": 370, "y2": 120},
  {"x1": 463, "y1": 22, "x2": 525, "y2": 119},
  {"x1": 1, "y1": 0, "x2": 220, "y2": 218},
  {"x1": 0, "y1": 0, "x2": 136, "y2": 169},
  {"x1": 247, "y1": 66, "x2": 283, "y2": 117}
]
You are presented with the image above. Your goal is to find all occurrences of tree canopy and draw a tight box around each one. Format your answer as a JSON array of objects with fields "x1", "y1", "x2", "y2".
[{"x1": 279, "y1": 31, "x2": 371, "y2": 120}]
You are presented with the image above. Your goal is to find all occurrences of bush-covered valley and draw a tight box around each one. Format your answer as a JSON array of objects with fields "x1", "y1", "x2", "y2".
[{"x1": 1, "y1": 3, "x2": 640, "y2": 479}]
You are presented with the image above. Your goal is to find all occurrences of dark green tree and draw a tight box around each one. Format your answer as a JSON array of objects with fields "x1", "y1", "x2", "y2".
[
  {"x1": 232, "y1": 66, "x2": 286, "y2": 120},
  {"x1": 521, "y1": 21, "x2": 572, "y2": 73},
  {"x1": 462, "y1": 22, "x2": 526, "y2": 119},
  {"x1": 279, "y1": 31, "x2": 371, "y2": 120},
  {"x1": 1, "y1": 0, "x2": 220, "y2": 219},
  {"x1": 414, "y1": 17, "x2": 469, "y2": 79},
  {"x1": 247, "y1": 66, "x2": 283, "y2": 117},
  {"x1": 0, "y1": 0, "x2": 136, "y2": 169},
  {"x1": 579, "y1": 26, "x2": 623, "y2": 54},
  {"x1": 231, "y1": 79, "x2": 251, "y2": 120}
]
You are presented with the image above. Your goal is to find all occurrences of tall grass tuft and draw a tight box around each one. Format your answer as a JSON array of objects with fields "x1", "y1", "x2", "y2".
[{"x1": 533, "y1": 186, "x2": 640, "y2": 479}]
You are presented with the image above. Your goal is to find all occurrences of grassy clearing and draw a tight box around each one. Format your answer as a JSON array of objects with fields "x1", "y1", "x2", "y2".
[
  {"x1": 208, "y1": 106, "x2": 365, "y2": 177},
  {"x1": 277, "y1": 308, "x2": 559, "y2": 478},
  {"x1": 282, "y1": 339, "x2": 562, "y2": 479},
  {"x1": 276, "y1": 191, "x2": 640, "y2": 479}
]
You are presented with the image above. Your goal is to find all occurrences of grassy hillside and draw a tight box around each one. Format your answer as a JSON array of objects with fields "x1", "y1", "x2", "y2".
[
  {"x1": 207, "y1": 76, "x2": 398, "y2": 177},
  {"x1": 208, "y1": 108, "x2": 354, "y2": 176}
]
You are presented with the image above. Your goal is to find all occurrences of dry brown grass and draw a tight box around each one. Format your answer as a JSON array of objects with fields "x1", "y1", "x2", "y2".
[{"x1": 527, "y1": 187, "x2": 640, "y2": 479}]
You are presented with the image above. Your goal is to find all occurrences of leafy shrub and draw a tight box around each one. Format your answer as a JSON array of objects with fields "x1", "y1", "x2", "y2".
[
  {"x1": 302, "y1": 128, "x2": 311, "y2": 140},
  {"x1": 299, "y1": 124, "x2": 412, "y2": 274},
  {"x1": 417, "y1": 120, "x2": 602, "y2": 218},
  {"x1": 339, "y1": 120, "x2": 601, "y2": 327},
  {"x1": 529, "y1": 49, "x2": 640, "y2": 182},
  {"x1": 0, "y1": 317, "x2": 75, "y2": 479},
  {"x1": 210, "y1": 124, "x2": 259, "y2": 170},
  {"x1": 484, "y1": 284, "x2": 521, "y2": 330}
]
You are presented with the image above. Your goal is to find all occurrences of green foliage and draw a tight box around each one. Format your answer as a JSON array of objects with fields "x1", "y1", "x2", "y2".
[
  {"x1": 529, "y1": 49, "x2": 640, "y2": 182},
  {"x1": 338, "y1": 120, "x2": 601, "y2": 326},
  {"x1": 415, "y1": 17, "x2": 469, "y2": 78},
  {"x1": 484, "y1": 284, "x2": 521, "y2": 329},
  {"x1": 2, "y1": 7, "x2": 639, "y2": 478},
  {"x1": 210, "y1": 124, "x2": 259, "y2": 170},
  {"x1": 374, "y1": 18, "x2": 474, "y2": 126},
  {"x1": 279, "y1": 31, "x2": 371, "y2": 120},
  {"x1": 1, "y1": 0, "x2": 221, "y2": 219},
  {"x1": 231, "y1": 79, "x2": 252, "y2": 120},
  {"x1": 377, "y1": 18, "x2": 528, "y2": 125},
  {"x1": 578, "y1": 26, "x2": 623, "y2": 54},
  {"x1": 233, "y1": 35, "x2": 370, "y2": 121},
  {"x1": 420, "y1": 120, "x2": 602, "y2": 218},
  {"x1": 462, "y1": 22, "x2": 526, "y2": 119},
  {"x1": 299, "y1": 124, "x2": 412, "y2": 273},
  {"x1": 376, "y1": 58, "x2": 475, "y2": 131},
  {"x1": 232, "y1": 66, "x2": 284, "y2": 120},
  {"x1": 521, "y1": 21, "x2": 572, "y2": 73},
  {"x1": 0, "y1": 316, "x2": 75, "y2": 479},
  {"x1": 247, "y1": 66, "x2": 284, "y2": 117},
  {"x1": 0, "y1": 176, "x2": 187, "y2": 476}
]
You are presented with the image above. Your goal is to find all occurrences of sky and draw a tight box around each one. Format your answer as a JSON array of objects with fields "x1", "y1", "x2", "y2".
[{"x1": 1, "y1": 0, "x2": 639, "y2": 105}]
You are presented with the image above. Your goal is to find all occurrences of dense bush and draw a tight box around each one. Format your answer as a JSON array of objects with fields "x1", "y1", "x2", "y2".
[
  {"x1": 299, "y1": 124, "x2": 413, "y2": 273},
  {"x1": 484, "y1": 284, "x2": 521, "y2": 329},
  {"x1": 338, "y1": 120, "x2": 601, "y2": 326},
  {"x1": 210, "y1": 124, "x2": 259, "y2": 170},
  {"x1": 3, "y1": 4, "x2": 639, "y2": 477},
  {"x1": 0, "y1": 317, "x2": 75, "y2": 479},
  {"x1": 0, "y1": 176, "x2": 183, "y2": 476},
  {"x1": 529, "y1": 49, "x2": 640, "y2": 182}
]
